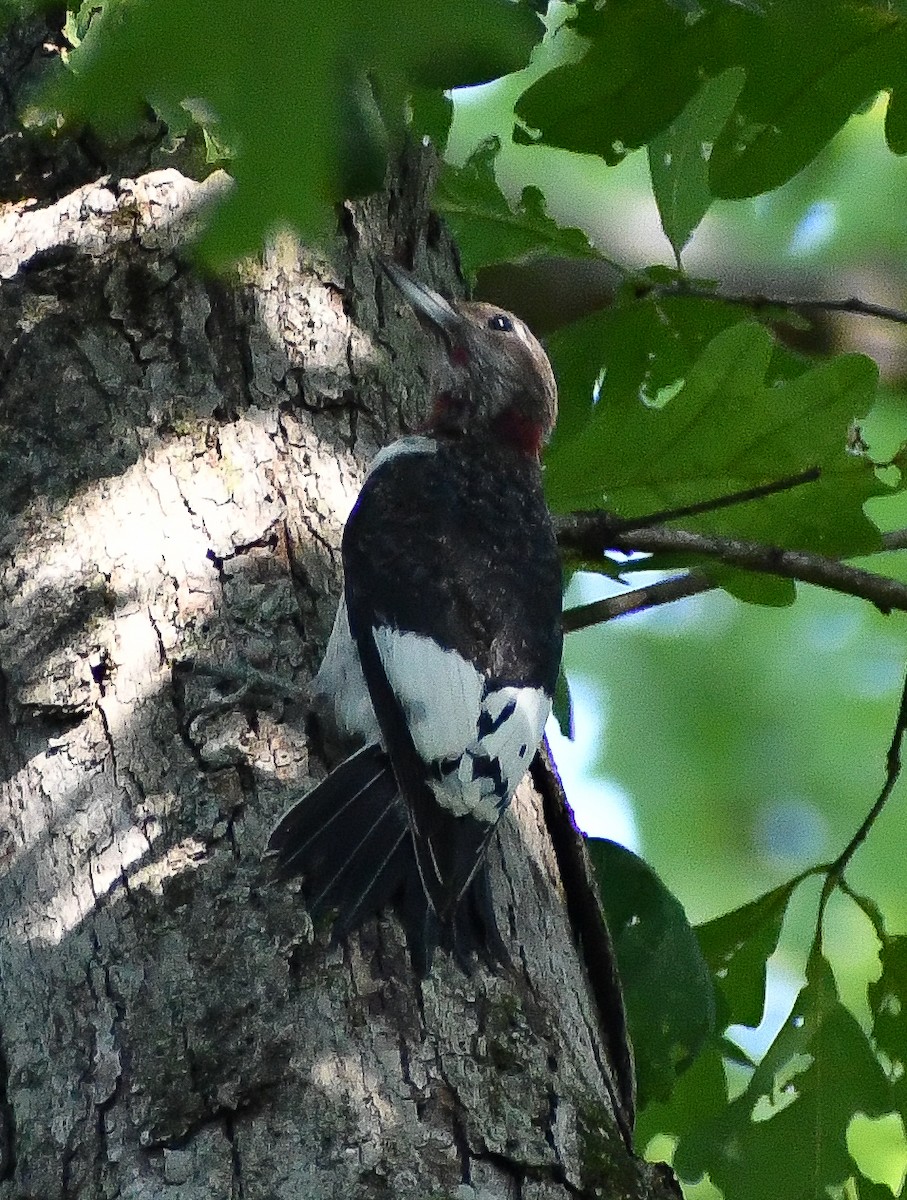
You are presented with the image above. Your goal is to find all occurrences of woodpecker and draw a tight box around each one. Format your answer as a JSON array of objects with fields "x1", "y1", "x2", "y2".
[{"x1": 267, "y1": 260, "x2": 563, "y2": 973}]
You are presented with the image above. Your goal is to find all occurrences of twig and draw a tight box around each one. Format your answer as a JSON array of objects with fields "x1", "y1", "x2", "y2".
[
  {"x1": 816, "y1": 664, "x2": 907, "y2": 936},
  {"x1": 603, "y1": 467, "x2": 821, "y2": 532},
  {"x1": 555, "y1": 517, "x2": 907, "y2": 615},
  {"x1": 657, "y1": 286, "x2": 907, "y2": 329},
  {"x1": 563, "y1": 572, "x2": 714, "y2": 633},
  {"x1": 833, "y1": 665, "x2": 907, "y2": 882},
  {"x1": 175, "y1": 659, "x2": 310, "y2": 704}
]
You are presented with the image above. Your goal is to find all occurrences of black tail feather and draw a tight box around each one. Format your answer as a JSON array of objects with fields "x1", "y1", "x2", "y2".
[
  {"x1": 267, "y1": 745, "x2": 408, "y2": 928},
  {"x1": 267, "y1": 744, "x2": 510, "y2": 975},
  {"x1": 268, "y1": 745, "x2": 396, "y2": 879},
  {"x1": 311, "y1": 786, "x2": 403, "y2": 915},
  {"x1": 329, "y1": 820, "x2": 410, "y2": 939},
  {"x1": 410, "y1": 803, "x2": 499, "y2": 926}
]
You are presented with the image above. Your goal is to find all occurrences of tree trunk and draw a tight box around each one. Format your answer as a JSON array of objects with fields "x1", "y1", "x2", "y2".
[{"x1": 0, "y1": 20, "x2": 678, "y2": 1200}]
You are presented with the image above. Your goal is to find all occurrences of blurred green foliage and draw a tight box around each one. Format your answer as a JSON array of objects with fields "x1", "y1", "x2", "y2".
[
  {"x1": 34, "y1": 0, "x2": 543, "y2": 262},
  {"x1": 14, "y1": 0, "x2": 907, "y2": 1193},
  {"x1": 449, "y1": 4, "x2": 907, "y2": 1194}
]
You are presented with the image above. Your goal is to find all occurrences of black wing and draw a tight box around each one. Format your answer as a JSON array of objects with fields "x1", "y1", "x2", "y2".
[{"x1": 342, "y1": 440, "x2": 562, "y2": 922}]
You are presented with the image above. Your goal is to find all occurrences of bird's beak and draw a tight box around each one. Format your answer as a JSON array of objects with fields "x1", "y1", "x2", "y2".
[{"x1": 379, "y1": 259, "x2": 462, "y2": 335}]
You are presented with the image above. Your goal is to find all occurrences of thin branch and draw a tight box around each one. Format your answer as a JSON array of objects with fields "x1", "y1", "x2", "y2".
[
  {"x1": 560, "y1": 538, "x2": 907, "y2": 632},
  {"x1": 560, "y1": 467, "x2": 819, "y2": 632},
  {"x1": 603, "y1": 467, "x2": 821, "y2": 532},
  {"x1": 658, "y1": 285, "x2": 907, "y2": 329},
  {"x1": 555, "y1": 516, "x2": 907, "y2": 615},
  {"x1": 817, "y1": 664, "x2": 907, "y2": 934},
  {"x1": 563, "y1": 572, "x2": 715, "y2": 633},
  {"x1": 834, "y1": 664, "x2": 907, "y2": 881}
]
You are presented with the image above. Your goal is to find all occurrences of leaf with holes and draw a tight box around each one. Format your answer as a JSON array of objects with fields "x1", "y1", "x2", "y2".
[
  {"x1": 587, "y1": 838, "x2": 716, "y2": 1108},
  {"x1": 435, "y1": 140, "x2": 598, "y2": 281},
  {"x1": 515, "y1": 0, "x2": 741, "y2": 164},
  {"x1": 515, "y1": 0, "x2": 907, "y2": 202},
  {"x1": 676, "y1": 950, "x2": 892, "y2": 1199},
  {"x1": 635, "y1": 1039, "x2": 729, "y2": 1147},
  {"x1": 870, "y1": 936, "x2": 907, "y2": 1110},
  {"x1": 696, "y1": 879, "x2": 801, "y2": 1029},
  {"x1": 708, "y1": 0, "x2": 900, "y2": 199},
  {"x1": 649, "y1": 67, "x2": 745, "y2": 260}
]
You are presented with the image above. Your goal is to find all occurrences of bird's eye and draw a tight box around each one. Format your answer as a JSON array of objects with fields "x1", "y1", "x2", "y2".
[{"x1": 487, "y1": 314, "x2": 514, "y2": 333}]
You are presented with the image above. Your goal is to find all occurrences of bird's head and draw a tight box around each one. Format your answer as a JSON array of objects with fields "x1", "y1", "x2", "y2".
[{"x1": 381, "y1": 260, "x2": 557, "y2": 458}]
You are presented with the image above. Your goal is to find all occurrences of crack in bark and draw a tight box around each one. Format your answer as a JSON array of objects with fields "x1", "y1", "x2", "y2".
[
  {"x1": 90, "y1": 936, "x2": 125, "y2": 1177},
  {"x1": 0, "y1": 1028, "x2": 16, "y2": 1182},
  {"x1": 224, "y1": 1112, "x2": 244, "y2": 1200},
  {"x1": 450, "y1": 1106, "x2": 472, "y2": 1185}
]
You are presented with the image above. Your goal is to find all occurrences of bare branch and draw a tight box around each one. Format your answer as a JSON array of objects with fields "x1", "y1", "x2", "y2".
[
  {"x1": 657, "y1": 285, "x2": 907, "y2": 329},
  {"x1": 555, "y1": 515, "x2": 907, "y2": 615},
  {"x1": 563, "y1": 572, "x2": 714, "y2": 633},
  {"x1": 816, "y1": 664, "x2": 907, "y2": 936},
  {"x1": 837, "y1": 663, "x2": 907, "y2": 879},
  {"x1": 604, "y1": 467, "x2": 821, "y2": 532}
]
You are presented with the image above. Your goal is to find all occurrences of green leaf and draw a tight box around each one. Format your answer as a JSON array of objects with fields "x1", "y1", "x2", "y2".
[
  {"x1": 1, "y1": 0, "x2": 44, "y2": 30},
  {"x1": 853, "y1": 1177, "x2": 904, "y2": 1200},
  {"x1": 552, "y1": 664, "x2": 573, "y2": 740},
  {"x1": 586, "y1": 838, "x2": 716, "y2": 1109},
  {"x1": 708, "y1": 0, "x2": 900, "y2": 199},
  {"x1": 62, "y1": 0, "x2": 98, "y2": 48},
  {"x1": 700, "y1": 563, "x2": 797, "y2": 608},
  {"x1": 885, "y1": 60, "x2": 907, "y2": 154},
  {"x1": 649, "y1": 67, "x2": 746, "y2": 260},
  {"x1": 544, "y1": 312, "x2": 719, "y2": 504},
  {"x1": 41, "y1": 0, "x2": 543, "y2": 263},
  {"x1": 546, "y1": 313, "x2": 888, "y2": 576},
  {"x1": 635, "y1": 1039, "x2": 729, "y2": 1147},
  {"x1": 869, "y1": 936, "x2": 907, "y2": 1111},
  {"x1": 434, "y1": 140, "x2": 599, "y2": 281},
  {"x1": 676, "y1": 950, "x2": 892, "y2": 1198},
  {"x1": 696, "y1": 879, "x2": 801, "y2": 1029},
  {"x1": 515, "y1": 0, "x2": 744, "y2": 164},
  {"x1": 545, "y1": 291, "x2": 749, "y2": 463},
  {"x1": 409, "y1": 89, "x2": 454, "y2": 153},
  {"x1": 515, "y1": 0, "x2": 907, "y2": 202}
]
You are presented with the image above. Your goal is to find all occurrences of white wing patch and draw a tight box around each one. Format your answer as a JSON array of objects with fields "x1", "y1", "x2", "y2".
[
  {"x1": 373, "y1": 628, "x2": 550, "y2": 825},
  {"x1": 316, "y1": 606, "x2": 549, "y2": 826},
  {"x1": 373, "y1": 627, "x2": 483, "y2": 760},
  {"x1": 313, "y1": 598, "x2": 379, "y2": 743}
]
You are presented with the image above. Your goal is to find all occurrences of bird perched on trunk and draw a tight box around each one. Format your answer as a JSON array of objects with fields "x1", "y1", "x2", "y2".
[{"x1": 267, "y1": 260, "x2": 563, "y2": 973}]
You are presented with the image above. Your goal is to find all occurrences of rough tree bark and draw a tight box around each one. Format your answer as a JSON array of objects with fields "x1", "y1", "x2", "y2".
[{"x1": 0, "y1": 15, "x2": 680, "y2": 1200}]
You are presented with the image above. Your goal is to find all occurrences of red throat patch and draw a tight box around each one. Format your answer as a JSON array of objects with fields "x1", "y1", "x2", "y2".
[
  {"x1": 424, "y1": 392, "x2": 471, "y2": 433},
  {"x1": 492, "y1": 408, "x2": 543, "y2": 458}
]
